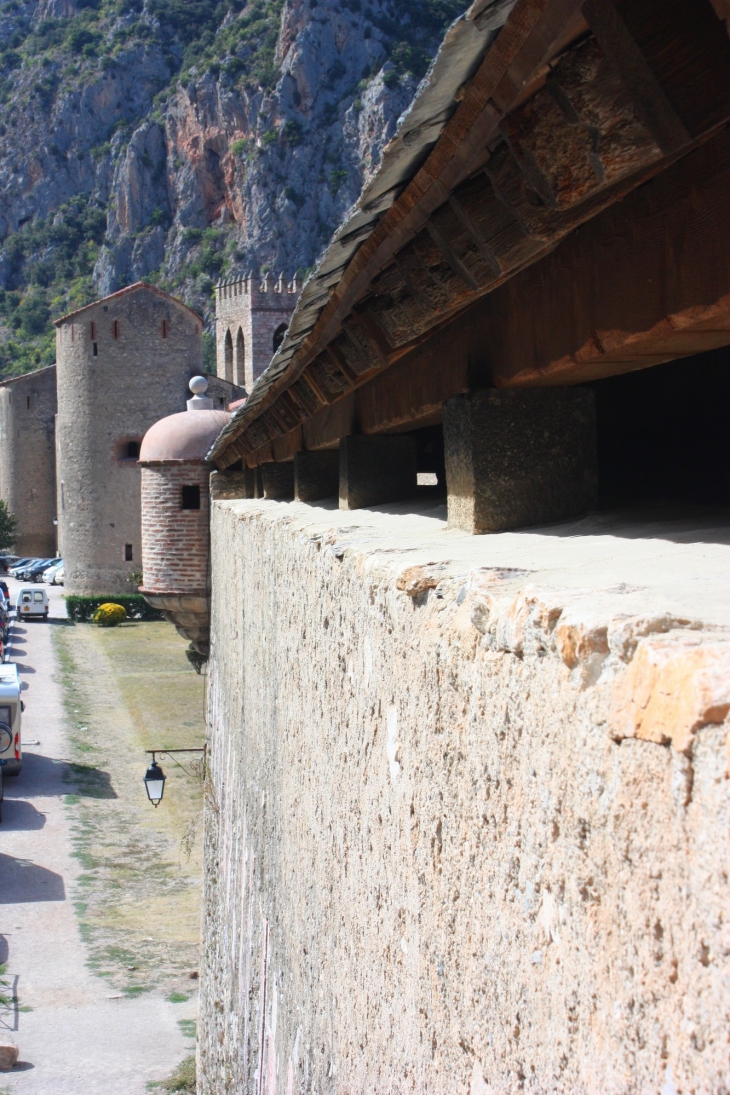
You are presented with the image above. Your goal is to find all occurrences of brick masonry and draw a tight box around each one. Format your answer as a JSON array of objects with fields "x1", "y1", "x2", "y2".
[
  {"x1": 141, "y1": 462, "x2": 210, "y2": 593},
  {"x1": 55, "y1": 285, "x2": 204, "y2": 595},
  {"x1": 0, "y1": 365, "x2": 57, "y2": 557},
  {"x1": 215, "y1": 275, "x2": 300, "y2": 391}
]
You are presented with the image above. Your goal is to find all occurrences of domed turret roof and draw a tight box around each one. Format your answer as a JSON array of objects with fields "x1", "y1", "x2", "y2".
[{"x1": 140, "y1": 377, "x2": 231, "y2": 463}]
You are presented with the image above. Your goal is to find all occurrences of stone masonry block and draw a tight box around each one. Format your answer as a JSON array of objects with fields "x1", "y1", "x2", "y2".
[
  {"x1": 339, "y1": 435, "x2": 417, "y2": 510},
  {"x1": 210, "y1": 469, "x2": 249, "y2": 501},
  {"x1": 443, "y1": 388, "x2": 597, "y2": 533},
  {"x1": 262, "y1": 462, "x2": 294, "y2": 500},
  {"x1": 295, "y1": 450, "x2": 339, "y2": 503}
]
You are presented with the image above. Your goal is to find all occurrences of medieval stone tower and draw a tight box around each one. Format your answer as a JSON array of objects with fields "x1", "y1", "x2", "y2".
[
  {"x1": 0, "y1": 365, "x2": 58, "y2": 557},
  {"x1": 215, "y1": 273, "x2": 300, "y2": 391},
  {"x1": 55, "y1": 283, "x2": 205, "y2": 596}
]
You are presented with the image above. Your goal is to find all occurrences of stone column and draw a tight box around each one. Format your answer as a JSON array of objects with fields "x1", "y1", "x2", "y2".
[
  {"x1": 443, "y1": 388, "x2": 597, "y2": 533},
  {"x1": 295, "y1": 450, "x2": 339, "y2": 503},
  {"x1": 339, "y1": 435, "x2": 417, "y2": 510},
  {"x1": 261, "y1": 462, "x2": 294, "y2": 500},
  {"x1": 209, "y1": 469, "x2": 247, "y2": 501}
]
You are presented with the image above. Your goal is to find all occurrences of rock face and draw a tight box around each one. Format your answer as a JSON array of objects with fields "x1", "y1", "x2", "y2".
[{"x1": 0, "y1": 0, "x2": 461, "y2": 334}]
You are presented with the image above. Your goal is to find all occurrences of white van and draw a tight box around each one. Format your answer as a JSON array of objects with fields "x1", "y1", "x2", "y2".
[
  {"x1": 16, "y1": 586, "x2": 49, "y2": 619},
  {"x1": 0, "y1": 661, "x2": 22, "y2": 777}
]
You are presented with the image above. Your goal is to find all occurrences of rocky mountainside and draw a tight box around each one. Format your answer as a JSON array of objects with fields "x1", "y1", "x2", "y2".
[{"x1": 0, "y1": 0, "x2": 466, "y2": 374}]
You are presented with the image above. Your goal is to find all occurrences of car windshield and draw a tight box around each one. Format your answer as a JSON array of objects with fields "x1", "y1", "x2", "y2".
[
  {"x1": 21, "y1": 593, "x2": 31, "y2": 602},
  {"x1": 33, "y1": 592, "x2": 44, "y2": 602}
]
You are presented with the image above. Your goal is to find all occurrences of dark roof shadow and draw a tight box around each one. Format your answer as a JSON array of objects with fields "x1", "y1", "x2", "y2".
[
  {"x1": 0, "y1": 799, "x2": 46, "y2": 831},
  {"x1": 0, "y1": 854, "x2": 65, "y2": 903}
]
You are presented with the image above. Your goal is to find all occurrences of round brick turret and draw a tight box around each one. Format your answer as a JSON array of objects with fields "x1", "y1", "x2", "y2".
[{"x1": 139, "y1": 377, "x2": 229, "y2": 655}]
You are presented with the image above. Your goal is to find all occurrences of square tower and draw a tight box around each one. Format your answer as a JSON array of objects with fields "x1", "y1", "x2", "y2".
[{"x1": 215, "y1": 273, "x2": 300, "y2": 393}]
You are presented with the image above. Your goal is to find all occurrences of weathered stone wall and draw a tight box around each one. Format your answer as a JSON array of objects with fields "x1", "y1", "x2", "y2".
[
  {"x1": 215, "y1": 278, "x2": 299, "y2": 391},
  {"x1": 56, "y1": 286, "x2": 203, "y2": 595},
  {"x1": 0, "y1": 366, "x2": 57, "y2": 558},
  {"x1": 200, "y1": 499, "x2": 730, "y2": 1095},
  {"x1": 140, "y1": 462, "x2": 210, "y2": 593}
]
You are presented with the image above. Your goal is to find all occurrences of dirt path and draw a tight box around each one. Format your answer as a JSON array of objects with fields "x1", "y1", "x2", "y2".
[{"x1": 0, "y1": 581, "x2": 198, "y2": 1094}]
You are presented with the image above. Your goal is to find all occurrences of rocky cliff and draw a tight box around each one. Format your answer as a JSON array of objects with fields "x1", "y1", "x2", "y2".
[{"x1": 0, "y1": 0, "x2": 466, "y2": 374}]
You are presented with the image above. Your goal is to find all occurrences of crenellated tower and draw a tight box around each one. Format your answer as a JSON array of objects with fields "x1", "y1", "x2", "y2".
[{"x1": 215, "y1": 272, "x2": 300, "y2": 393}]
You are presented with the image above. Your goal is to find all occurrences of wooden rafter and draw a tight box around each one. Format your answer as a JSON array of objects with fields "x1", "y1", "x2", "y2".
[{"x1": 215, "y1": 0, "x2": 730, "y2": 469}]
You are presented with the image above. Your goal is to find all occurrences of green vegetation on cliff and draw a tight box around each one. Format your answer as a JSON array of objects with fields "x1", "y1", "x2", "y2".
[{"x1": 0, "y1": 0, "x2": 468, "y2": 378}]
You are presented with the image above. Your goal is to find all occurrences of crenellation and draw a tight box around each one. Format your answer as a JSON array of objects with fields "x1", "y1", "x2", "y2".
[{"x1": 215, "y1": 272, "x2": 300, "y2": 391}]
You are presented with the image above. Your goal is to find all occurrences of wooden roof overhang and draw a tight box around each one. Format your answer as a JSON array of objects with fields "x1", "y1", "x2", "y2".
[{"x1": 211, "y1": 0, "x2": 730, "y2": 470}]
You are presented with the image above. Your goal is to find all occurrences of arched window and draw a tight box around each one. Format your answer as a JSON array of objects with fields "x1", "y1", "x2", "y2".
[
  {"x1": 235, "y1": 327, "x2": 245, "y2": 386},
  {"x1": 224, "y1": 329, "x2": 233, "y2": 382},
  {"x1": 273, "y1": 323, "x2": 288, "y2": 353}
]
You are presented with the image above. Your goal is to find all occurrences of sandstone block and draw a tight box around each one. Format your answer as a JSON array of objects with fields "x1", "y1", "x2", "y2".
[
  {"x1": 609, "y1": 635, "x2": 730, "y2": 752},
  {"x1": 0, "y1": 1038, "x2": 18, "y2": 1071},
  {"x1": 294, "y1": 450, "x2": 339, "y2": 503},
  {"x1": 339, "y1": 434, "x2": 416, "y2": 510},
  {"x1": 443, "y1": 387, "x2": 597, "y2": 533},
  {"x1": 262, "y1": 462, "x2": 294, "y2": 500}
]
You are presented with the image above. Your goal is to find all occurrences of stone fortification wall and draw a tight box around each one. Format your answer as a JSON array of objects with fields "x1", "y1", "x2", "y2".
[
  {"x1": 140, "y1": 463, "x2": 210, "y2": 593},
  {"x1": 0, "y1": 366, "x2": 57, "y2": 558},
  {"x1": 201, "y1": 499, "x2": 730, "y2": 1095},
  {"x1": 56, "y1": 286, "x2": 203, "y2": 595},
  {"x1": 215, "y1": 276, "x2": 299, "y2": 391}
]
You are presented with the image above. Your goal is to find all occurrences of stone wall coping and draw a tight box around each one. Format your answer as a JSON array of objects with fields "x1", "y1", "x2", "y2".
[{"x1": 213, "y1": 498, "x2": 730, "y2": 633}]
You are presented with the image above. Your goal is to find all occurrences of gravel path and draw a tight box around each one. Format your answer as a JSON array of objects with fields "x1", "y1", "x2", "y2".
[{"x1": 0, "y1": 579, "x2": 195, "y2": 1093}]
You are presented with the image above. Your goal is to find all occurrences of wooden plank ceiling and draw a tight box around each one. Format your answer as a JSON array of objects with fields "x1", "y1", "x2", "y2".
[{"x1": 215, "y1": 0, "x2": 730, "y2": 469}]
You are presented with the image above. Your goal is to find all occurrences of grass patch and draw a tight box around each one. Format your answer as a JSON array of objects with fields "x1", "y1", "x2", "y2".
[
  {"x1": 178, "y1": 1018, "x2": 196, "y2": 1038},
  {"x1": 63, "y1": 793, "x2": 80, "y2": 804},
  {"x1": 167, "y1": 991, "x2": 189, "y2": 1003},
  {"x1": 158, "y1": 1054, "x2": 196, "y2": 1094},
  {"x1": 53, "y1": 620, "x2": 206, "y2": 996}
]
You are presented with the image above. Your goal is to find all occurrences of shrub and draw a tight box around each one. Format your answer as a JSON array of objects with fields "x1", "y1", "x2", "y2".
[
  {"x1": 0, "y1": 501, "x2": 17, "y2": 551},
  {"x1": 93, "y1": 602, "x2": 127, "y2": 627},
  {"x1": 65, "y1": 594, "x2": 165, "y2": 622}
]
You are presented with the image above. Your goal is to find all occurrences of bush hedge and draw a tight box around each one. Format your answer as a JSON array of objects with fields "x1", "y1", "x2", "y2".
[
  {"x1": 64, "y1": 594, "x2": 165, "y2": 622},
  {"x1": 93, "y1": 602, "x2": 127, "y2": 627}
]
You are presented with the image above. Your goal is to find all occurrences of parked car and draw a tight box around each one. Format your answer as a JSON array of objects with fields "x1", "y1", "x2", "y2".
[
  {"x1": 26, "y1": 558, "x2": 61, "y2": 583},
  {"x1": 15, "y1": 586, "x2": 49, "y2": 620},
  {"x1": 0, "y1": 660, "x2": 22, "y2": 776},
  {"x1": 42, "y1": 560, "x2": 64, "y2": 584},
  {"x1": 13, "y1": 558, "x2": 56, "y2": 581},
  {"x1": 8, "y1": 558, "x2": 33, "y2": 577},
  {"x1": 0, "y1": 555, "x2": 18, "y2": 574},
  {"x1": 0, "y1": 661, "x2": 23, "y2": 819}
]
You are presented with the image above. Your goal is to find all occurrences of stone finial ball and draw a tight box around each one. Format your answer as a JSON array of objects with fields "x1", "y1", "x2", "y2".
[{"x1": 189, "y1": 375, "x2": 208, "y2": 395}]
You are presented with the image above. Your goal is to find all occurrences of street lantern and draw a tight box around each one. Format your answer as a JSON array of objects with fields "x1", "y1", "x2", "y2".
[
  {"x1": 143, "y1": 757, "x2": 166, "y2": 807},
  {"x1": 142, "y1": 745, "x2": 206, "y2": 806}
]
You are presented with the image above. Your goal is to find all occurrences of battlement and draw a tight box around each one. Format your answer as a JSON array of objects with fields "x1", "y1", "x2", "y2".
[
  {"x1": 216, "y1": 272, "x2": 301, "y2": 303},
  {"x1": 215, "y1": 272, "x2": 301, "y2": 390}
]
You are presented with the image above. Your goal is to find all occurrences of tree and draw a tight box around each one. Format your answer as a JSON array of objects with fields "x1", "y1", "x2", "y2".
[{"x1": 0, "y1": 501, "x2": 18, "y2": 551}]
